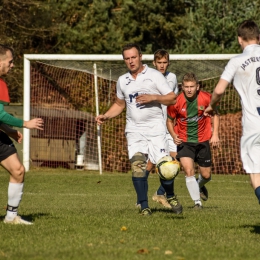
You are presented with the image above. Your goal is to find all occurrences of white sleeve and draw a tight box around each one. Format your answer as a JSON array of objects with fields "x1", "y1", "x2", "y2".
[
  {"x1": 221, "y1": 58, "x2": 238, "y2": 83},
  {"x1": 116, "y1": 77, "x2": 125, "y2": 100},
  {"x1": 156, "y1": 72, "x2": 173, "y2": 95}
]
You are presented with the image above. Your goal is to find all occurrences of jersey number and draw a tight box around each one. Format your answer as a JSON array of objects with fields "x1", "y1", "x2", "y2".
[{"x1": 256, "y1": 67, "x2": 260, "y2": 85}]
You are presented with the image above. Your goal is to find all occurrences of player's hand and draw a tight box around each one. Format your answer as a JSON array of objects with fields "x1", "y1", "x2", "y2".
[
  {"x1": 95, "y1": 115, "x2": 108, "y2": 125},
  {"x1": 23, "y1": 118, "x2": 44, "y2": 130},
  {"x1": 204, "y1": 105, "x2": 215, "y2": 117},
  {"x1": 9, "y1": 130, "x2": 23, "y2": 143},
  {"x1": 210, "y1": 135, "x2": 220, "y2": 148},
  {"x1": 136, "y1": 94, "x2": 154, "y2": 105},
  {"x1": 173, "y1": 135, "x2": 183, "y2": 145}
]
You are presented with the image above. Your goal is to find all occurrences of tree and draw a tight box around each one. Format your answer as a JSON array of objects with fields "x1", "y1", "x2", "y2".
[{"x1": 174, "y1": 0, "x2": 260, "y2": 54}]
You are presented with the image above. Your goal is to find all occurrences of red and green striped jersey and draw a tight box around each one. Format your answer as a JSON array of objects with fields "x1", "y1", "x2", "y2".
[
  {"x1": 0, "y1": 78, "x2": 23, "y2": 128},
  {"x1": 167, "y1": 90, "x2": 212, "y2": 143},
  {"x1": 0, "y1": 78, "x2": 10, "y2": 105}
]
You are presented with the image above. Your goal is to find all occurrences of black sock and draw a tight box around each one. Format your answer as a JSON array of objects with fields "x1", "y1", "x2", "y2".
[
  {"x1": 157, "y1": 185, "x2": 166, "y2": 195},
  {"x1": 160, "y1": 178, "x2": 175, "y2": 199},
  {"x1": 255, "y1": 186, "x2": 260, "y2": 204},
  {"x1": 132, "y1": 176, "x2": 148, "y2": 210}
]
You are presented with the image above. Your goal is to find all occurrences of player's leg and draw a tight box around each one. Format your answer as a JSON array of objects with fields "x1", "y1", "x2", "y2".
[
  {"x1": 136, "y1": 159, "x2": 154, "y2": 208},
  {"x1": 177, "y1": 143, "x2": 201, "y2": 208},
  {"x1": 152, "y1": 138, "x2": 177, "y2": 207},
  {"x1": 241, "y1": 133, "x2": 260, "y2": 204},
  {"x1": 127, "y1": 133, "x2": 151, "y2": 215},
  {"x1": 250, "y1": 174, "x2": 260, "y2": 203},
  {"x1": 150, "y1": 134, "x2": 182, "y2": 213},
  {"x1": 196, "y1": 141, "x2": 212, "y2": 201},
  {"x1": 0, "y1": 133, "x2": 32, "y2": 225}
]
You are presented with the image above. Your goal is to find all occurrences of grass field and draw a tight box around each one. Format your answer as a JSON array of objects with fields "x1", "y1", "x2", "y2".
[{"x1": 0, "y1": 168, "x2": 259, "y2": 260}]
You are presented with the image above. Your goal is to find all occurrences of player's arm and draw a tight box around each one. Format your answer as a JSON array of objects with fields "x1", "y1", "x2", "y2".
[
  {"x1": 0, "y1": 123, "x2": 23, "y2": 143},
  {"x1": 95, "y1": 97, "x2": 125, "y2": 125},
  {"x1": 0, "y1": 104, "x2": 43, "y2": 130},
  {"x1": 136, "y1": 91, "x2": 176, "y2": 106},
  {"x1": 166, "y1": 117, "x2": 182, "y2": 145},
  {"x1": 204, "y1": 79, "x2": 229, "y2": 116},
  {"x1": 210, "y1": 114, "x2": 220, "y2": 148}
]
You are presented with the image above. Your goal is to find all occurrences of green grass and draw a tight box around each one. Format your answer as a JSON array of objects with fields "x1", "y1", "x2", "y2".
[{"x1": 0, "y1": 168, "x2": 259, "y2": 260}]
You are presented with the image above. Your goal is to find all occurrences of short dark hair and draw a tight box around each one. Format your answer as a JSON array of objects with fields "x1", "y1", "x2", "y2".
[
  {"x1": 0, "y1": 44, "x2": 14, "y2": 57},
  {"x1": 122, "y1": 43, "x2": 142, "y2": 57},
  {"x1": 182, "y1": 72, "x2": 199, "y2": 85},
  {"x1": 237, "y1": 20, "x2": 260, "y2": 41},
  {"x1": 153, "y1": 49, "x2": 169, "y2": 61}
]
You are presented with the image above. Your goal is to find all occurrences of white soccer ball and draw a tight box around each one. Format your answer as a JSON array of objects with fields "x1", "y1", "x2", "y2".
[{"x1": 156, "y1": 156, "x2": 180, "y2": 180}]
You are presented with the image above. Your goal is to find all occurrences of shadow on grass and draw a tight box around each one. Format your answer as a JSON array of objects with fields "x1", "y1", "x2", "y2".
[
  {"x1": 150, "y1": 207, "x2": 185, "y2": 219},
  {"x1": 0, "y1": 212, "x2": 51, "y2": 222},
  {"x1": 241, "y1": 224, "x2": 260, "y2": 234}
]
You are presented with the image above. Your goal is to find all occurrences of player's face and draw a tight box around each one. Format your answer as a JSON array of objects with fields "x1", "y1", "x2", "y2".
[
  {"x1": 123, "y1": 48, "x2": 142, "y2": 75},
  {"x1": 153, "y1": 57, "x2": 169, "y2": 75},
  {"x1": 182, "y1": 81, "x2": 199, "y2": 100},
  {"x1": 0, "y1": 50, "x2": 14, "y2": 76}
]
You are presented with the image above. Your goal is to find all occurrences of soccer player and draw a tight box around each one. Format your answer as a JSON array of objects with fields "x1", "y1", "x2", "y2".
[
  {"x1": 96, "y1": 43, "x2": 178, "y2": 215},
  {"x1": 144, "y1": 49, "x2": 181, "y2": 211},
  {"x1": 204, "y1": 20, "x2": 260, "y2": 206},
  {"x1": 167, "y1": 72, "x2": 220, "y2": 209},
  {"x1": 0, "y1": 44, "x2": 44, "y2": 224}
]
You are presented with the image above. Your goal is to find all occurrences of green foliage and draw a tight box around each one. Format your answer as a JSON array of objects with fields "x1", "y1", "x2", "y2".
[
  {"x1": 1, "y1": 0, "x2": 260, "y2": 101},
  {"x1": 0, "y1": 169, "x2": 259, "y2": 260},
  {"x1": 174, "y1": 0, "x2": 260, "y2": 54}
]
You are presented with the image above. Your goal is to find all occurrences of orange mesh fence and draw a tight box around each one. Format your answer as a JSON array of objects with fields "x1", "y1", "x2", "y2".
[{"x1": 29, "y1": 60, "x2": 244, "y2": 174}]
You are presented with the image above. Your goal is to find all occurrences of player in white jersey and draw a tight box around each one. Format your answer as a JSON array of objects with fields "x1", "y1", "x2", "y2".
[
  {"x1": 139, "y1": 49, "x2": 182, "y2": 212},
  {"x1": 204, "y1": 20, "x2": 260, "y2": 206},
  {"x1": 96, "y1": 43, "x2": 178, "y2": 216}
]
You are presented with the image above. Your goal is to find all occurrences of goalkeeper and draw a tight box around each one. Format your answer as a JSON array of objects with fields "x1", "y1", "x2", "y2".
[
  {"x1": 167, "y1": 72, "x2": 220, "y2": 209},
  {"x1": 0, "y1": 44, "x2": 44, "y2": 225}
]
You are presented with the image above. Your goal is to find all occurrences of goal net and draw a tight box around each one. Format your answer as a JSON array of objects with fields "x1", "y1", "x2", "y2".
[{"x1": 24, "y1": 54, "x2": 244, "y2": 174}]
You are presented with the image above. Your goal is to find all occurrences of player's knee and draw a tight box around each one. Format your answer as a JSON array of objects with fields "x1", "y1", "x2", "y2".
[
  {"x1": 12, "y1": 164, "x2": 25, "y2": 181},
  {"x1": 130, "y1": 152, "x2": 146, "y2": 177}
]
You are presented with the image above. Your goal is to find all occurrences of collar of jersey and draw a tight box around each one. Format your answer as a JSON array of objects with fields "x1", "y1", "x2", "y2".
[{"x1": 126, "y1": 64, "x2": 148, "y2": 80}]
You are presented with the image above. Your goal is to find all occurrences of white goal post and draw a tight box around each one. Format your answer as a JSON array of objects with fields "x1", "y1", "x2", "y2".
[{"x1": 23, "y1": 54, "x2": 237, "y2": 173}]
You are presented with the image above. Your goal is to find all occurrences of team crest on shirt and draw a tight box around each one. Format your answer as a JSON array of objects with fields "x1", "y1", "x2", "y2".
[
  {"x1": 199, "y1": 106, "x2": 204, "y2": 110},
  {"x1": 160, "y1": 149, "x2": 166, "y2": 153}
]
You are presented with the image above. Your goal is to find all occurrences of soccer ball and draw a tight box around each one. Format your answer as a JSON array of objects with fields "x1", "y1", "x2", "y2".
[{"x1": 156, "y1": 156, "x2": 180, "y2": 180}]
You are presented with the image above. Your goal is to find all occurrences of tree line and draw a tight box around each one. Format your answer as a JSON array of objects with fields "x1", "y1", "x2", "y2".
[{"x1": 0, "y1": 0, "x2": 259, "y2": 102}]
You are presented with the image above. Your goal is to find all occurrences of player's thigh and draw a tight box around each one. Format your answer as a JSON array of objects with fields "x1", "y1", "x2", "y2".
[
  {"x1": 0, "y1": 139, "x2": 17, "y2": 167},
  {"x1": 249, "y1": 173, "x2": 260, "y2": 189},
  {"x1": 148, "y1": 133, "x2": 169, "y2": 164},
  {"x1": 179, "y1": 157, "x2": 195, "y2": 176},
  {"x1": 1, "y1": 153, "x2": 24, "y2": 183},
  {"x1": 126, "y1": 132, "x2": 148, "y2": 159},
  {"x1": 241, "y1": 133, "x2": 260, "y2": 173}
]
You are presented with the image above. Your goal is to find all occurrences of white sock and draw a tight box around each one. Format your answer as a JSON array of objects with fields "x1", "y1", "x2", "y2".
[
  {"x1": 6, "y1": 182, "x2": 24, "y2": 220},
  {"x1": 186, "y1": 175, "x2": 200, "y2": 201},
  {"x1": 197, "y1": 174, "x2": 211, "y2": 188}
]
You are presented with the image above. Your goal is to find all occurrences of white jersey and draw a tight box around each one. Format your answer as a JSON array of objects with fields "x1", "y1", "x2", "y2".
[
  {"x1": 221, "y1": 44, "x2": 260, "y2": 135},
  {"x1": 117, "y1": 64, "x2": 172, "y2": 133},
  {"x1": 165, "y1": 71, "x2": 178, "y2": 94},
  {"x1": 163, "y1": 72, "x2": 178, "y2": 122}
]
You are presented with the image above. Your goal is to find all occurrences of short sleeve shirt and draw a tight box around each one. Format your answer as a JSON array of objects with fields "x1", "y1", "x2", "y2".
[
  {"x1": 117, "y1": 64, "x2": 172, "y2": 133},
  {"x1": 221, "y1": 44, "x2": 260, "y2": 135}
]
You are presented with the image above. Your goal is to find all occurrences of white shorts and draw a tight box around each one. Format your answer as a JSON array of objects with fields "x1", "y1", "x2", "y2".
[
  {"x1": 166, "y1": 132, "x2": 177, "y2": 152},
  {"x1": 126, "y1": 132, "x2": 169, "y2": 164},
  {"x1": 241, "y1": 133, "x2": 260, "y2": 173}
]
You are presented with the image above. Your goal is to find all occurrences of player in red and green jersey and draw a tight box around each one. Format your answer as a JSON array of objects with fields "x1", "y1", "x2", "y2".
[
  {"x1": 167, "y1": 72, "x2": 220, "y2": 209},
  {"x1": 0, "y1": 44, "x2": 44, "y2": 225}
]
